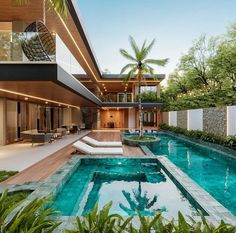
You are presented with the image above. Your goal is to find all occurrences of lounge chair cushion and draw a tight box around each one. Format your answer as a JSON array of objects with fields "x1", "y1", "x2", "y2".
[
  {"x1": 73, "y1": 141, "x2": 123, "y2": 155},
  {"x1": 82, "y1": 136, "x2": 122, "y2": 147}
]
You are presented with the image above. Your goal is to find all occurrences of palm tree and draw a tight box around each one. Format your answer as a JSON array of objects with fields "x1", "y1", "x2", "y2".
[
  {"x1": 119, "y1": 181, "x2": 167, "y2": 216},
  {"x1": 120, "y1": 36, "x2": 168, "y2": 137},
  {"x1": 15, "y1": 0, "x2": 68, "y2": 18}
]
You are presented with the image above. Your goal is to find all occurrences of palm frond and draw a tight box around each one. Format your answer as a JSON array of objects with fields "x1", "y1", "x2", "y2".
[
  {"x1": 139, "y1": 39, "x2": 156, "y2": 60},
  {"x1": 123, "y1": 67, "x2": 137, "y2": 83},
  {"x1": 120, "y1": 49, "x2": 137, "y2": 62},
  {"x1": 120, "y1": 63, "x2": 137, "y2": 74},
  {"x1": 51, "y1": 0, "x2": 68, "y2": 17},
  {"x1": 144, "y1": 58, "x2": 169, "y2": 66},
  {"x1": 129, "y1": 36, "x2": 140, "y2": 59}
]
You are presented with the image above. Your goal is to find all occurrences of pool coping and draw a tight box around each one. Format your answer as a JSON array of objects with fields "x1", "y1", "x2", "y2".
[
  {"x1": 4, "y1": 153, "x2": 236, "y2": 231},
  {"x1": 160, "y1": 130, "x2": 236, "y2": 159},
  {"x1": 141, "y1": 145, "x2": 236, "y2": 224}
]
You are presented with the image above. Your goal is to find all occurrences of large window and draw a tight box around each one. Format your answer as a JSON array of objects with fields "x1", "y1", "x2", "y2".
[{"x1": 141, "y1": 86, "x2": 157, "y2": 93}]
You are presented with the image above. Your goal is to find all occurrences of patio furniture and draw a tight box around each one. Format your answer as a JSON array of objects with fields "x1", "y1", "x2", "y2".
[
  {"x1": 21, "y1": 129, "x2": 53, "y2": 145},
  {"x1": 21, "y1": 129, "x2": 38, "y2": 141},
  {"x1": 72, "y1": 141, "x2": 123, "y2": 155},
  {"x1": 31, "y1": 133, "x2": 53, "y2": 146},
  {"x1": 55, "y1": 128, "x2": 67, "y2": 137},
  {"x1": 82, "y1": 136, "x2": 122, "y2": 147},
  {"x1": 21, "y1": 20, "x2": 55, "y2": 61}
]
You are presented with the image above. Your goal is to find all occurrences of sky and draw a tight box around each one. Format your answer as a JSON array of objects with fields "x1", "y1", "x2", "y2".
[{"x1": 77, "y1": 0, "x2": 236, "y2": 82}]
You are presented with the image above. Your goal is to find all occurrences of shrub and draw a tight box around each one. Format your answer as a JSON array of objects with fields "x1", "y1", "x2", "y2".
[
  {"x1": 159, "y1": 123, "x2": 236, "y2": 149},
  {"x1": 0, "y1": 190, "x2": 61, "y2": 233},
  {"x1": 67, "y1": 202, "x2": 236, "y2": 233},
  {"x1": 136, "y1": 92, "x2": 162, "y2": 102}
]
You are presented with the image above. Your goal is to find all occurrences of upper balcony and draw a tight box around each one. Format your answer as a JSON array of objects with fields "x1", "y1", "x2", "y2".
[
  {"x1": 0, "y1": 32, "x2": 164, "y2": 108},
  {"x1": 0, "y1": 31, "x2": 86, "y2": 76},
  {"x1": 0, "y1": 31, "x2": 101, "y2": 107}
]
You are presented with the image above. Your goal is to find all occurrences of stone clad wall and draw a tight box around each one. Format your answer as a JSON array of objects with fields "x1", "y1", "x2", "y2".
[
  {"x1": 177, "y1": 110, "x2": 187, "y2": 129},
  {"x1": 161, "y1": 105, "x2": 234, "y2": 136},
  {"x1": 203, "y1": 107, "x2": 227, "y2": 136}
]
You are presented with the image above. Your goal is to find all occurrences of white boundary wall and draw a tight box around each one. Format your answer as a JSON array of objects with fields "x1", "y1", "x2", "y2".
[
  {"x1": 187, "y1": 109, "x2": 203, "y2": 131},
  {"x1": 169, "y1": 111, "x2": 177, "y2": 126},
  {"x1": 227, "y1": 105, "x2": 236, "y2": 136}
]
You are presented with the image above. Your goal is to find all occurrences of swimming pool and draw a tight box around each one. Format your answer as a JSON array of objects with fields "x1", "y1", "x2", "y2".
[
  {"x1": 53, "y1": 158, "x2": 203, "y2": 218},
  {"x1": 148, "y1": 133, "x2": 236, "y2": 216}
]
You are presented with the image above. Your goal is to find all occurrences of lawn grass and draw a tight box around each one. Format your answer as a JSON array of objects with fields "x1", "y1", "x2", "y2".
[{"x1": 0, "y1": 170, "x2": 18, "y2": 182}]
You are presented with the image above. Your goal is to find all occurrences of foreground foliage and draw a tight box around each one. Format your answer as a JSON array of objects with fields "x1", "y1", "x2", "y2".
[
  {"x1": 0, "y1": 190, "x2": 60, "y2": 233},
  {"x1": 67, "y1": 201, "x2": 236, "y2": 233},
  {"x1": 4, "y1": 190, "x2": 31, "y2": 207},
  {"x1": 160, "y1": 123, "x2": 236, "y2": 149},
  {"x1": 0, "y1": 171, "x2": 18, "y2": 183},
  {"x1": 0, "y1": 191, "x2": 235, "y2": 232}
]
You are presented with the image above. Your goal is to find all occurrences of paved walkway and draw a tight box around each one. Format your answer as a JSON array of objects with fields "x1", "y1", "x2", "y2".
[{"x1": 0, "y1": 131, "x2": 90, "y2": 172}]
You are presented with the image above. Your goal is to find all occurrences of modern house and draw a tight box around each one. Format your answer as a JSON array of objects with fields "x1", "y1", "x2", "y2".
[{"x1": 0, "y1": 0, "x2": 165, "y2": 145}]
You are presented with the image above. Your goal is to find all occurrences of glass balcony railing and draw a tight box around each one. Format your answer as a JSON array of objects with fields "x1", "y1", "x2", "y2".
[
  {"x1": 0, "y1": 32, "x2": 85, "y2": 75},
  {"x1": 0, "y1": 32, "x2": 56, "y2": 62},
  {"x1": 100, "y1": 92, "x2": 133, "y2": 102}
]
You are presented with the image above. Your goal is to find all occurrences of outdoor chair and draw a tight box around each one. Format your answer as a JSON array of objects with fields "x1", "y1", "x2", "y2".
[
  {"x1": 82, "y1": 136, "x2": 122, "y2": 147},
  {"x1": 73, "y1": 140, "x2": 123, "y2": 155}
]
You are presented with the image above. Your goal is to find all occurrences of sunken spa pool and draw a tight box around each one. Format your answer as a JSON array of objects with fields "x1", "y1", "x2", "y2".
[{"x1": 53, "y1": 158, "x2": 205, "y2": 218}]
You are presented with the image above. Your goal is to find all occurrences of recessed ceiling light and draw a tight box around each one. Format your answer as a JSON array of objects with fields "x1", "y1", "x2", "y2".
[
  {"x1": 24, "y1": 97, "x2": 28, "y2": 100},
  {"x1": 45, "y1": 101, "x2": 48, "y2": 104}
]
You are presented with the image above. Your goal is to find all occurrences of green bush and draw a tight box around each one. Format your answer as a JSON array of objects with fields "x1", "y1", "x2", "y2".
[
  {"x1": 136, "y1": 92, "x2": 162, "y2": 102},
  {"x1": 67, "y1": 201, "x2": 236, "y2": 233},
  {"x1": 0, "y1": 170, "x2": 18, "y2": 182},
  {"x1": 161, "y1": 89, "x2": 236, "y2": 112},
  {"x1": 159, "y1": 123, "x2": 236, "y2": 149},
  {"x1": 0, "y1": 190, "x2": 61, "y2": 233}
]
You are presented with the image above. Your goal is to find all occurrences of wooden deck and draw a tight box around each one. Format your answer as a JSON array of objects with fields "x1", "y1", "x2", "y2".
[{"x1": 1, "y1": 131, "x2": 144, "y2": 185}]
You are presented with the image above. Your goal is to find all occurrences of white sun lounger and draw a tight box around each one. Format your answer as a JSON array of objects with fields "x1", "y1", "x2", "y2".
[
  {"x1": 82, "y1": 136, "x2": 122, "y2": 147},
  {"x1": 73, "y1": 140, "x2": 123, "y2": 155}
]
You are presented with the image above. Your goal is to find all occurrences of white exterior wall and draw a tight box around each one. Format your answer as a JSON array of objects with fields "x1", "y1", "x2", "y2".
[
  {"x1": 227, "y1": 105, "x2": 236, "y2": 136},
  {"x1": 169, "y1": 111, "x2": 177, "y2": 126},
  {"x1": 187, "y1": 109, "x2": 203, "y2": 131}
]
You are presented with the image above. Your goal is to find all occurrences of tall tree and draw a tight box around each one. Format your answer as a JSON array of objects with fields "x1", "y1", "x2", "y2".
[
  {"x1": 120, "y1": 36, "x2": 168, "y2": 137},
  {"x1": 178, "y1": 35, "x2": 218, "y2": 90}
]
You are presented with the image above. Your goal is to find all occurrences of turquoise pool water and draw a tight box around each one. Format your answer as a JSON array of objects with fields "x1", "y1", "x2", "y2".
[
  {"x1": 53, "y1": 158, "x2": 202, "y2": 218},
  {"x1": 148, "y1": 133, "x2": 236, "y2": 216}
]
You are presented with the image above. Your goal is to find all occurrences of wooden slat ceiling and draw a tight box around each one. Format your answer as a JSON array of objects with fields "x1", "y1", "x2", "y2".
[{"x1": 0, "y1": 81, "x2": 96, "y2": 107}]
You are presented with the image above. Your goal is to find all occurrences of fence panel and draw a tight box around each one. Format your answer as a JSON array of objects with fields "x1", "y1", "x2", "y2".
[{"x1": 187, "y1": 109, "x2": 203, "y2": 131}]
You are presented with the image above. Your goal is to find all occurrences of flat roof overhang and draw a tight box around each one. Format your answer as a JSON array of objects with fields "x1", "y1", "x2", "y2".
[
  {"x1": 0, "y1": 63, "x2": 102, "y2": 107},
  {"x1": 101, "y1": 102, "x2": 163, "y2": 108}
]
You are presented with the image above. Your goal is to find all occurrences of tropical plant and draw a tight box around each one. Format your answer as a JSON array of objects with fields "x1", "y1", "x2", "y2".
[
  {"x1": 159, "y1": 123, "x2": 236, "y2": 149},
  {"x1": 0, "y1": 189, "x2": 61, "y2": 233},
  {"x1": 66, "y1": 201, "x2": 133, "y2": 233},
  {"x1": 67, "y1": 202, "x2": 236, "y2": 233},
  {"x1": 137, "y1": 91, "x2": 161, "y2": 102},
  {"x1": 120, "y1": 36, "x2": 168, "y2": 137}
]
